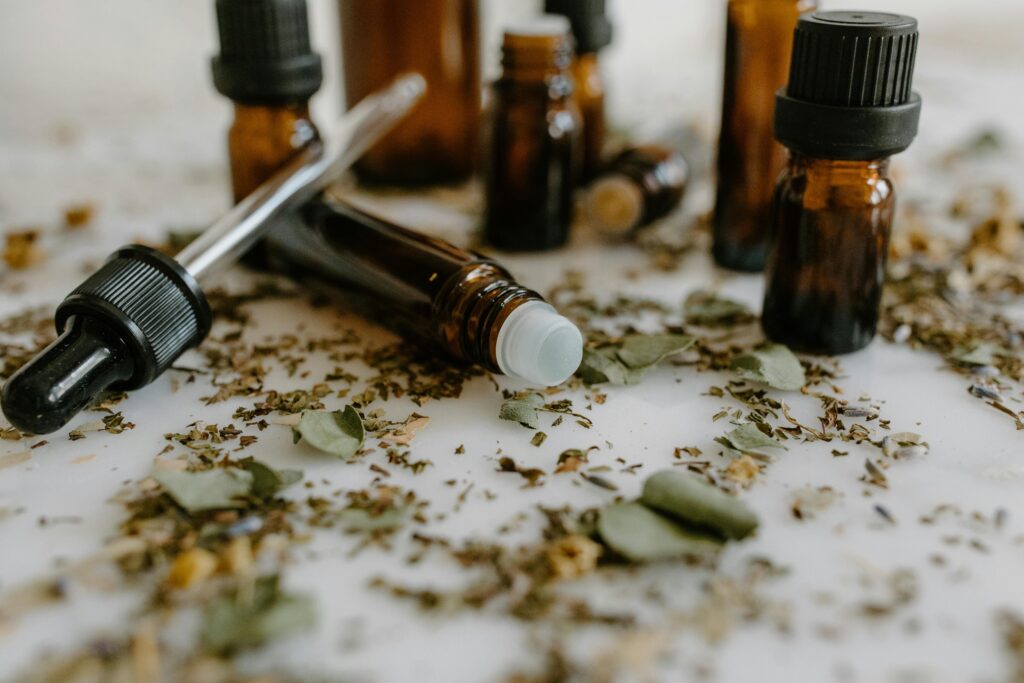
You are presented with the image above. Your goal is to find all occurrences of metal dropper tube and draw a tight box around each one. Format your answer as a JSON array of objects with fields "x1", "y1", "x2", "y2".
[{"x1": 1, "y1": 75, "x2": 425, "y2": 435}]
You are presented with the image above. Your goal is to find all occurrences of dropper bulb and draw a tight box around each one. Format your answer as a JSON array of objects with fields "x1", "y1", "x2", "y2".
[{"x1": 1, "y1": 317, "x2": 135, "y2": 435}]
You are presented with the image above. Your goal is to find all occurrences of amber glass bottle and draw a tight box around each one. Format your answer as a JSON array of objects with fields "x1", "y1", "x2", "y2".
[
  {"x1": 338, "y1": 0, "x2": 481, "y2": 185},
  {"x1": 265, "y1": 197, "x2": 584, "y2": 386},
  {"x1": 713, "y1": 0, "x2": 816, "y2": 272},
  {"x1": 586, "y1": 145, "x2": 688, "y2": 239},
  {"x1": 212, "y1": 0, "x2": 322, "y2": 202},
  {"x1": 763, "y1": 12, "x2": 921, "y2": 355},
  {"x1": 484, "y1": 17, "x2": 582, "y2": 251},
  {"x1": 545, "y1": 0, "x2": 613, "y2": 179}
]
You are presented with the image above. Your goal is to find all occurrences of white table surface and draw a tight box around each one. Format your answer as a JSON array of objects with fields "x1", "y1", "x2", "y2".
[{"x1": 2, "y1": 2, "x2": 1024, "y2": 682}]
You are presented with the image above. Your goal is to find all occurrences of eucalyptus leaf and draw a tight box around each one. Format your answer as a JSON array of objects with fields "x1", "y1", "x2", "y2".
[
  {"x1": 499, "y1": 393, "x2": 545, "y2": 429},
  {"x1": 296, "y1": 406, "x2": 364, "y2": 459},
  {"x1": 154, "y1": 469, "x2": 254, "y2": 513},
  {"x1": 578, "y1": 348, "x2": 646, "y2": 385},
  {"x1": 684, "y1": 291, "x2": 752, "y2": 326},
  {"x1": 731, "y1": 344, "x2": 806, "y2": 391},
  {"x1": 240, "y1": 459, "x2": 303, "y2": 499},
  {"x1": 718, "y1": 423, "x2": 785, "y2": 454},
  {"x1": 202, "y1": 575, "x2": 315, "y2": 655},
  {"x1": 616, "y1": 333, "x2": 696, "y2": 369},
  {"x1": 641, "y1": 470, "x2": 759, "y2": 540},
  {"x1": 950, "y1": 343, "x2": 999, "y2": 366},
  {"x1": 337, "y1": 507, "x2": 408, "y2": 532},
  {"x1": 597, "y1": 502, "x2": 721, "y2": 562}
]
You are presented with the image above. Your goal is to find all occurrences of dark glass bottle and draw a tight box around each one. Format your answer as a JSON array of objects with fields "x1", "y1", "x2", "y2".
[
  {"x1": 265, "y1": 198, "x2": 583, "y2": 386},
  {"x1": 763, "y1": 11, "x2": 922, "y2": 355},
  {"x1": 211, "y1": 0, "x2": 322, "y2": 203},
  {"x1": 545, "y1": 0, "x2": 613, "y2": 179},
  {"x1": 484, "y1": 16, "x2": 582, "y2": 251},
  {"x1": 712, "y1": 0, "x2": 817, "y2": 272},
  {"x1": 585, "y1": 145, "x2": 688, "y2": 239},
  {"x1": 338, "y1": 0, "x2": 481, "y2": 185}
]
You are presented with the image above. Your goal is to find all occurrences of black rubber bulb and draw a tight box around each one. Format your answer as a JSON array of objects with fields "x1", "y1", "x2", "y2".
[
  {"x1": 1, "y1": 317, "x2": 136, "y2": 434},
  {"x1": 0, "y1": 245, "x2": 211, "y2": 435}
]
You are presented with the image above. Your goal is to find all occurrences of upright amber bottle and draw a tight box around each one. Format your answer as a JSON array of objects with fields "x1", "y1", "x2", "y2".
[
  {"x1": 338, "y1": 0, "x2": 481, "y2": 185},
  {"x1": 763, "y1": 12, "x2": 921, "y2": 355},
  {"x1": 211, "y1": 0, "x2": 322, "y2": 203},
  {"x1": 484, "y1": 17, "x2": 582, "y2": 251},
  {"x1": 713, "y1": 0, "x2": 816, "y2": 272},
  {"x1": 265, "y1": 197, "x2": 584, "y2": 386},
  {"x1": 545, "y1": 0, "x2": 613, "y2": 179},
  {"x1": 585, "y1": 145, "x2": 688, "y2": 239}
]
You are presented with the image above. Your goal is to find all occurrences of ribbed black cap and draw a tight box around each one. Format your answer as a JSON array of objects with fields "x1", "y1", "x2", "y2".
[
  {"x1": 211, "y1": 0, "x2": 323, "y2": 104},
  {"x1": 544, "y1": 0, "x2": 612, "y2": 53},
  {"x1": 775, "y1": 11, "x2": 922, "y2": 160}
]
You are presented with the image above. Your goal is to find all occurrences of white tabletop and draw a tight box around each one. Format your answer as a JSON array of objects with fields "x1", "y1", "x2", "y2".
[{"x1": 2, "y1": 2, "x2": 1023, "y2": 682}]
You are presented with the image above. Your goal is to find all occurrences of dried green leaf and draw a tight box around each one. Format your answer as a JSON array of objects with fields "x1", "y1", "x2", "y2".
[
  {"x1": 616, "y1": 333, "x2": 696, "y2": 369},
  {"x1": 950, "y1": 343, "x2": 999, "y2": 366},
  {"x1": 731, "y1": 344, "x2": 806, "y2": 391},
  {"x1": 499, "y1": 392, "x2": 545, "y2": 429},
  {"x1": 597, "y1": 502, "x2": 721, "y2": 562},
  {"x1": 578, "y1": 348, "x2": 646, "y2": 385},
  {"x1": 154, "y1": 468, "x2": 253, "y2": 512},
  {"x1": 337, "y1": 507, "x2": 408, "y2": 532},
  {"x1": 641, "y1": 470, "x2": 759, "y2": 540},
  {"x1": 684, "y1": 291, "x2": 752, "y2": 327},
  {"x1": 240, "y1": 459, "x2": 303, "y2": 499},
  {"x1": 718, "y1": 423, "x2": 785, "y2": 455},
  {"x1": 202, "y1": 575, "x2": 315, "y2": 655},
  {"x1": 296, "y1": 406, "x2": 364, "y2": 459}
]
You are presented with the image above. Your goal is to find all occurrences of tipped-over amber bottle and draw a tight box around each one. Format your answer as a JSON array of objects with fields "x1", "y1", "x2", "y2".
[
  {"x1": 545, "y1": 0, "x2": 613, "y2": 179},
  {"x1": 713, "y1": 0, "x2": 816, "y2": 272},
  {"x1": 338, "y1": 0, "x2": 481, "y2": 185},
  {"x1": 265, "y1": 197, "x2": 584, "y2": 386},
  {"x1": 212, "y1": 0, "x2": 322, "y2": 203},
  {"x1": 484, "y1": 16, "x2": 582, "y2": 251},
  {"x1": 763, "y1": 11, "x2": 921, "y2": 355},
  {"x1": 585, "y1": 145, "x2": 688, "y2": 239}
]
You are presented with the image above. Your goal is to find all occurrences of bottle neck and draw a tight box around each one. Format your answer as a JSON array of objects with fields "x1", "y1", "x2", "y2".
[
  {"x1": 232, "y1": 100, "x2": 313, "y2": 124},
  {"x1": 500, "y1": 32, "x2": 574, "y2": 85},
  {"x1": 786, "y1": 153, "x2": 891, "y2": 181}
]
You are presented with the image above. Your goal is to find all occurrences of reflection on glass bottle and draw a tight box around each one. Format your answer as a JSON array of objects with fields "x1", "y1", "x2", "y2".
[{"x1": 484, "y1": 16, "x2": 582, "y2": 252}]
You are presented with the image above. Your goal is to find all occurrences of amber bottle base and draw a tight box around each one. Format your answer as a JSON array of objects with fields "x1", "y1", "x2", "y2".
[
  {"x1": 712, "y1": 240, "x2": 767, "y2": 273},
  {"x1": 761, "y1": 290, "x2": 877, "y2": 356}
]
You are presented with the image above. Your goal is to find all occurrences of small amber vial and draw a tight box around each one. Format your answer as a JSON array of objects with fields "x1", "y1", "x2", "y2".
[
  {"x1": 763, "y1": 11, "x2": 922, "y2": 355},
  {"x1": 338, "y1": 0, "x2": 481, "y2": 185},
  {"x1": 484, "y1": 16, "x2": 583, "y2": 252},
  {"x1": 211, "y1": 0, "x2": 322, "y2": 203},
  {"x1": 585, "y1": 145, "x2": 688, "y2": 239},
  {"x1": 545, "y1": 0, "x2": 613, "y2": 179},
  {"x1": 713, "y1": 0, "x2": 817, "y2": 272},
  {"x1": 265, "y1": 197, "x2": 584, "y2": 386}
]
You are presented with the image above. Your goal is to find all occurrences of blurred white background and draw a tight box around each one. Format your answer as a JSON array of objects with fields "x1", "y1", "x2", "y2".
[{"x1": 1, "y1": 0, "x2": 1021, "y2": 141}]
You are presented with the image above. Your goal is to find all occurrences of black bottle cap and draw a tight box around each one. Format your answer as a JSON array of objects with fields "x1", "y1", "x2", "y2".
[
  {"x1": 1, "y1": 246, "x2": 211, "y2": 434},
  {"x1": 544, "y1": 0, "x2": 612, "y2": 53},
  {"x1": 211, "y1": 0, "x2": 323, "y2": 104},
  {"x1": 774, "y1": 11, "x2": 922, "y2": 160}
]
